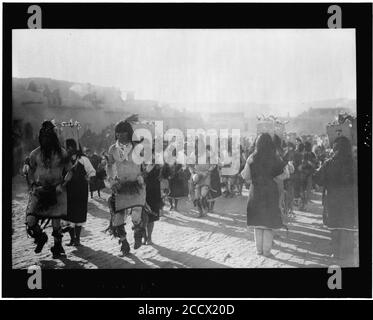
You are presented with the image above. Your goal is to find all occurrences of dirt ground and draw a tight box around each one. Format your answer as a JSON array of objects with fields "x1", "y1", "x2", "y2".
[{"x1": 11, "y1": 175, "x2": 353, "y2": 269}]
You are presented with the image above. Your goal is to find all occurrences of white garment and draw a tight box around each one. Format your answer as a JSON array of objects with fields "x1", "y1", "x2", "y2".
[
  {"x1": 240, "y1": 154, "x2": 253, "y2": 183},
  {"x1": 76, "y1": 156, "x2": 96, "y2": 178},
  {"x1": 275, "y1": 161, "x2": 294, "y2": 181},
  {"x1": 145, "y1": 164, "x2": 155, "y2": 173},
  {"x1": 114, "y1": 140, "x2": 133, "y2": 162}
]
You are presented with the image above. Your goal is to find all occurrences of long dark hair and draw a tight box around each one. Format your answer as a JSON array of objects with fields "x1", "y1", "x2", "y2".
[
  {"x1": 252, "y1": 133, "x2": 277, "y2": 173},
  {"x1": 38, "y1": 120, "x2": 62, "y2": 167}
]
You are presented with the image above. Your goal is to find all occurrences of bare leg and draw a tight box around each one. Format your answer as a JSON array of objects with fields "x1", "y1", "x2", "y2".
[
  {"x1": 263, "y1": 229, "x2": 274, "y2": 256},
  {"x1": 254, "y1": 228, "x2": 264, "y2": 255},
  {"x1": 146, "y1": 222, "x2": 154, "y2": 244},
  {"x1": 169, "y1": 198, "x2": 174, "y2": 210}
]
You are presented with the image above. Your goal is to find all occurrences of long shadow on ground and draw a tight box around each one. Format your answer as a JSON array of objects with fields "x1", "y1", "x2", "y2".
[
  {"x1": 69, "y1": 245, "x2": 152, "y2": 269},
  {"x1": 150, "y1": 244, "x2": 231, "y2": 268}
]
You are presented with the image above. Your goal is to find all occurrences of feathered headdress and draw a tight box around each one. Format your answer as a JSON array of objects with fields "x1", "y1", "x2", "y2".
[
  {"x1": 59, "y1": 119, "x2": 81, "y2": 147},
  {"x1": 124, "y1": 114, "x2": 139, "y2": 124}
]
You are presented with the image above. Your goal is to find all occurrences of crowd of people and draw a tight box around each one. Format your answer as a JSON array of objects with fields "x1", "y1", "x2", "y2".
[{"x1": 20, "y1": 116, "x2": 358, "y2": 266}]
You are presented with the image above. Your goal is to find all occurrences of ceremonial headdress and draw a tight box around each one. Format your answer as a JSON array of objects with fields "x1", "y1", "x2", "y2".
[
  {"x1": 326, "y1": 112, "x2": 356, "y2": 146},
  {"x1": 256, "y1": 115, "x2": 286, "y2": 139}
]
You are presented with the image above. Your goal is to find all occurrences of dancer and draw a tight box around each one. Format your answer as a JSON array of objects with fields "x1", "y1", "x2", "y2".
[
  {"x1": 25, "y1": 120, "x2": 71, "y2": 259},
  {"x1": 106, "y1": 116, "x2": 148, "y2": 255}
]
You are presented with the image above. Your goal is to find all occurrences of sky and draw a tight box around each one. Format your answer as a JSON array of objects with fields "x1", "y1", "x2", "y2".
[{"x1": 13, "y1": 29, "x2": 356, "y2": 115}]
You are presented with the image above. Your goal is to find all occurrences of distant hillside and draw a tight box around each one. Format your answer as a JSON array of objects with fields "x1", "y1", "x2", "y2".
[
  {"x1": 13, "y1": 77, "x2": 125, "y2": 110},
  {"x1": 12, "y1": 77, "x2": 206, "y2": 137},
  {"x1": 12, "y1": 77, "x2": 356, "y2": 138},
  {"x1": 171, "y1": 98, "x2": 355, "y2": 118}
]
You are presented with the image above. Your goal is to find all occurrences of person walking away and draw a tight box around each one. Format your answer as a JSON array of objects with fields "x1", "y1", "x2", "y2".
[
  {"x1": 64, "y1": 139, "x2": 96, "y2": 246},
  {"x1": 273, "y1": 135, "x2": 288, "y2": 214},
  {"x1": 241, "y1": 133, "x2": 286, "y2": 257},
  {"x1": 144, "y1": 163, "x2": 163, "y2": 244},
  {"x1": 313, "y1": 136, "x2": 358, "y2": 266}
]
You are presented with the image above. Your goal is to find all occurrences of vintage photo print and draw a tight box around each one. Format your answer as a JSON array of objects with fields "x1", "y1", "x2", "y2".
[{"x1": 2, "y1": 2, "x2": 372, "y2": 299}]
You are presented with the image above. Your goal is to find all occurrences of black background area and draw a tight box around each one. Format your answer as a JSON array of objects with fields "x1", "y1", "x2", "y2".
[{"x1": 2, "y1": 3, "x2": 372, "y2": 298}]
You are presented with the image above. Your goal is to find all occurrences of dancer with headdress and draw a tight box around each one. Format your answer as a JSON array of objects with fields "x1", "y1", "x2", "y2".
[
  {"x1": 25, "y1": 120, "x2": 71, "y2": 258},
  {"x1": 106, "y1": 115, "x2": 148, "y2": 255}
]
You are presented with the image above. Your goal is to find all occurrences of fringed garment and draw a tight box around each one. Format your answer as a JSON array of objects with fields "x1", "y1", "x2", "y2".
[{"x1": 26, "y1": 184, "x2": 67, "y2": 219}]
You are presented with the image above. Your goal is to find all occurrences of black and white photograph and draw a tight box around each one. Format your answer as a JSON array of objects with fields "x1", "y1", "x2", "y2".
[
  {"x1": 10, "y1": 27, "x2": 359, "y2": 268},
  {"x1": 2, "y1": 2, "x2": 372, "y2": 299}
]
